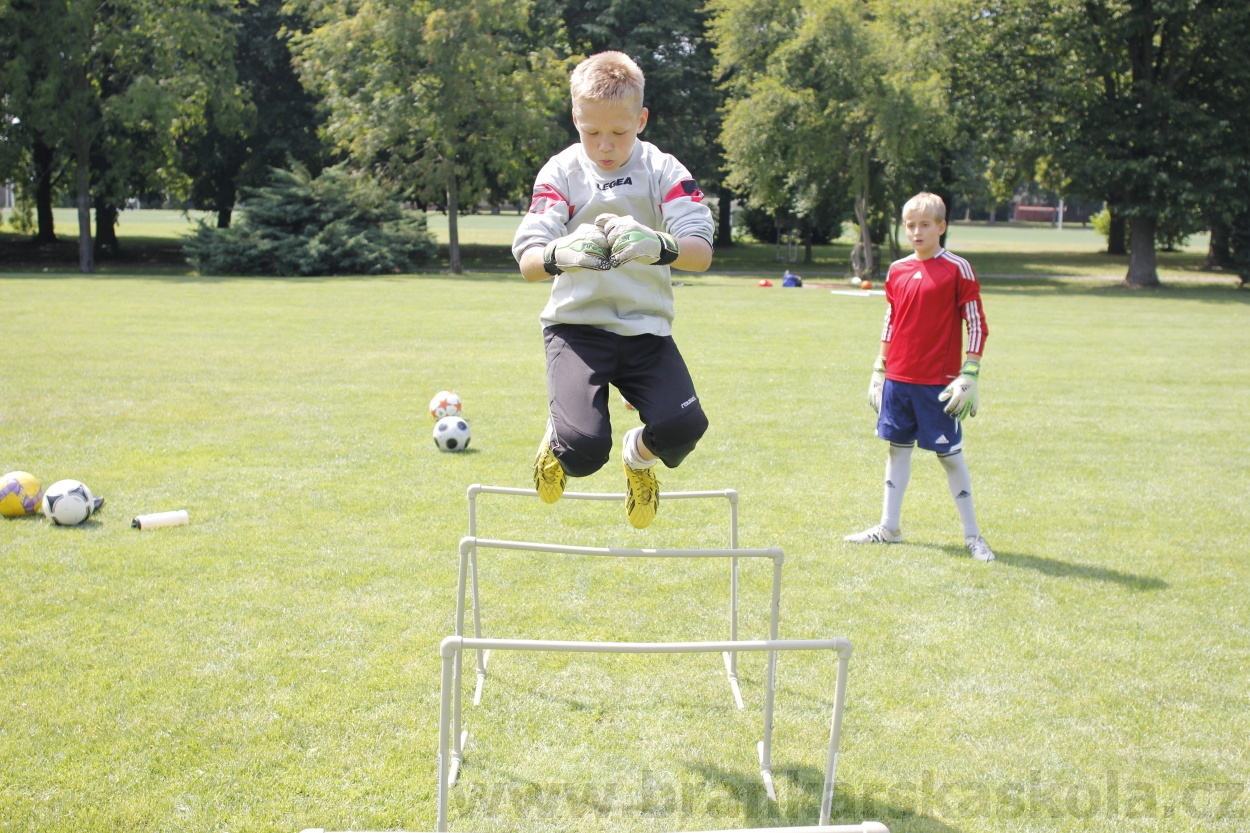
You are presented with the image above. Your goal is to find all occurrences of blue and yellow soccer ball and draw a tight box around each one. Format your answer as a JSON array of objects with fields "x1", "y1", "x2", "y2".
[{"x1": 0, "y1": 471, "x2": 44, "y2": 517}]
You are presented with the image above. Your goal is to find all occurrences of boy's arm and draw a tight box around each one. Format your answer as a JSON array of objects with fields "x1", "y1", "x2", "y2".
[
  {"x1": 672, "y1": 235, "x2": 712, "y2": 272},
  {"x1": 519, "y1": 246, "x2": 552, "y2": 282}
]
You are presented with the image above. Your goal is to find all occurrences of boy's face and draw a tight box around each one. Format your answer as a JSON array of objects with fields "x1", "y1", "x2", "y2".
[
  {"x1": 903, "y1": 210, "x2": 946, "y2": 259},
  {"x1": 573, "y1": 98, "x2": 648, "y2": 173}
]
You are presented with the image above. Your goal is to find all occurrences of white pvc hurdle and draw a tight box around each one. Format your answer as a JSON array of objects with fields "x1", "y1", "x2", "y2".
[
  {"x1": 305, "y1": 820, "x2": 890, "y2": 825},
  {"x1": 438, "y1": 636, "x2": 854, "y2": 833},
  {"x1": 462, "y1": 484, "x2": 752, "y2": 709},
  {"x1": 450, "y1": 535, "x2": 784, "y2": 786},
  {"x1": 303, "y1": 820, "x2": 890, "y2": 825}
]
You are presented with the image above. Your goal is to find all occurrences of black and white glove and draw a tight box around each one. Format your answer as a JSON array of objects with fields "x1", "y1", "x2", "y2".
[
  {"x1": 595, "y1": 213, "x2": 679, "y2": 267},
  {"x1": 938, "y1": 359, "x2": 980, "y2": 419},
  {"x1": 541, "y1": 224, "x2": 611, "y2": 275}
]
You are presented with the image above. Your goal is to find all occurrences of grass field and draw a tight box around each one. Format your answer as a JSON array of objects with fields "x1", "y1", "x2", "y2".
[
  {"x1": 2, "y1": 258, "x2": 1248, "y2": 833},
  {"x1": 1, "y1": 208, "x2": 1236, "y2": 284}
]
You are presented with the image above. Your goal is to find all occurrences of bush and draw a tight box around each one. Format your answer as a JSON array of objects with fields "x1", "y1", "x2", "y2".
[
  {"x1": 733, "y1": 204, "x2": 843, "y2": 245},
  {"x1": 184, "y1": 164, "x2": 437, "y2": 276}
]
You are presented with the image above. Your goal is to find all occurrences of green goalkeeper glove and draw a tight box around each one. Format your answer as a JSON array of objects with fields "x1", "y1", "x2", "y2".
[
  {"x1": 595, "y1": 213, "x2": 680, "y2": 268},
  {"x1": 939, "y1": 359, "x2": 980, "y2": 419},
  {"x1": 868, "y1": 355, "x2": 886, "y2": 413},
  {"x1": 542, "y1": 224, "x2": 610, "y2": 275}
]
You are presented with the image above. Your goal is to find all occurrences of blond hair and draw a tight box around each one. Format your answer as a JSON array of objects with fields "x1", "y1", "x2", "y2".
[
  {"x1": 902, "y1": 192, "x2": 948, "y2": 223},
  {"x1": 570, "y1": 51, "x2": 645, "y2": 111}
]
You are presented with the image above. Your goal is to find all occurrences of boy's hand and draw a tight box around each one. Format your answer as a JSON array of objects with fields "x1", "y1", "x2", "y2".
[
  {"x1": 938, "y1": 359, "x2": 980, "y2": 419},
  {"x1": 542, "y1": 224, "x2": 610, "y2": 275},
  {"x1": 868, "y1": 355, "x2": 886, "y2": 413},
  {"x1": 596, "y1": 213, "x2": 680, "y2": 267}
]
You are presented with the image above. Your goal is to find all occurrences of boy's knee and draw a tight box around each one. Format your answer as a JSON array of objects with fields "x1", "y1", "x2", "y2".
[
  {"x1": 644, "y1": 403, "x2": 709, "y2": 469},
  {"x1": 554, "y1": 428, "x2": 612, "y2": 477}
]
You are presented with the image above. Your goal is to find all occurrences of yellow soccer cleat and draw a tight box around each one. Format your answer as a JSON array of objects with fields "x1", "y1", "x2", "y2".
[
  {"x1": 623, "y1": 462, "x2": 660, "y2": 529},
  {"x1": 533, "y1": 424, "x2": 565, "y2": 504}
]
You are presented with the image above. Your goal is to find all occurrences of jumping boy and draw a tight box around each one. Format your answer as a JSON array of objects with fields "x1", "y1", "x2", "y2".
[
  {"x1": 511, "y1": 51, "x2": 715, "y2": 529},
  {"x1": 844, "y1": 192, "x2": 995, "y2": 562}
]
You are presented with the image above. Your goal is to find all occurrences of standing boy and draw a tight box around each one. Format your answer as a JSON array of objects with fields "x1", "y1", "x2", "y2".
[
  {"x1": 511, "y1": 51, "x2": 715, "y2": 528},
  {"x1": 844, "y1": 192, "x2": 995, "y2": 562}
]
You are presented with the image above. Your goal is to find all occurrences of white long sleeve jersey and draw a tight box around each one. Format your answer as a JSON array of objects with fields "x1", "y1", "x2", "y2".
[{"x1": 512, "y1": 141, "x2": 714, "y2": 337}]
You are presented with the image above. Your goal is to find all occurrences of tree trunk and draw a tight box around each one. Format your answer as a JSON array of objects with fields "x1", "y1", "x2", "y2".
[
  {"x1": 1107, "y1": 210, "x2": 1127, "y2": 255},
  {"x1": 446, "y1": 162, "x2": 462, "y2": 274},
  {"x1": 75, "y1": 139, "x2": 93, "y2": 274},
  {"x1": 93, "y1": 197, "x2": 119, "y2": 258},
  {"x1": 217, "y1": 206, "x2": 233, "y2": 229},
  {"x1": 1124, "y1": 214, "x2": 1160, "y2": 287},
  {"x1": 803, "y1": 221, "x2": 813, "y2": 264},
  {"x1": 33, "y1": 139, "x2": 57, "y2": 244},
  {"x1": 716, "y1": 184, "x2": 733, "y2": 248},
  {"x1": 1205, "y1": 215, "x2": 1234, "y2": 270}
]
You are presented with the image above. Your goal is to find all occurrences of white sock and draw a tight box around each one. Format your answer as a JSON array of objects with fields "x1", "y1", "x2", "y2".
[
  {"x1": 881, "y1": 443, "x2": 912, "y2": 533},
  {"x1": 622, "y1": 426, "x2": 658, "y2": 470},
  {"x1": 939, "y1": 450, "x2": 979, "y2": 538}
]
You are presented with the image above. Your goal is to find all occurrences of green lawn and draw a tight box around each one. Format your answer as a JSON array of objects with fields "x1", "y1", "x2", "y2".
[
  {"x1": 2, "y1": 268, "x2": 1247, "y2": 833},
  {"x1": 1, "y1": 208, "x2": 1236, "y2": 284}
]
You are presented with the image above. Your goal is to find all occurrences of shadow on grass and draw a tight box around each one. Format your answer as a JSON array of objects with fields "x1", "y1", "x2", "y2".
[
  {"x1": 981, "y1": 278, "x2": 1249, "y2": 302},
  {"x1": 915, "y1": 543, "x2": 1168, "y2": 590},
  {"x1": 689, "y1": 762, "x2": 964, "y2": 832}
]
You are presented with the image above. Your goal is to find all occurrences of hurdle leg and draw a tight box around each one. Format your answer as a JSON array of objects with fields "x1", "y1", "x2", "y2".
[
  {"x1": 723, "y1": 555, "x2": 745, "y2": 709},
  {"x1": 820, "y1": 652, "x2": 851, "y2": 826},
  {"x1": 757, "y1": 645, "x2": 778, "y2": 801},
  {"x1": 470, "y1": 545, "x2": 489, "y2": 705},
  {"x1": 437, "y1": 650, "x2": 455, "y2": 833}
]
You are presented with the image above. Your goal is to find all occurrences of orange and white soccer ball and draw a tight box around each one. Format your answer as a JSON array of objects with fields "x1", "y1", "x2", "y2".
[{"x1": 429, "y1": 391, "x2": 463, "y2": 420}]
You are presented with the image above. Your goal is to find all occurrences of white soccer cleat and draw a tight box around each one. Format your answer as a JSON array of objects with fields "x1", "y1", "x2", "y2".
[
  {"x1": 966, "y1": 534, "x2": 995, "y2": 562},
  {"x1": 843, "y1": 524, "x2": 902, "y2": 544}
]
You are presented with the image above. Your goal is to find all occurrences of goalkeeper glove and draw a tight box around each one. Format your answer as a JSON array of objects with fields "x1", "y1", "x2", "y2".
[
  {"x1": 542, "y1": 224, "x2": 610, "y2": 275},
  {"x1": 938, "y1": 359, "x2": 980, "y2": 419},
  {"x1": 595, "y1": 213, "x2": 679, "y2": 267},
  {"x1": 868, "y1": 355, "x2": 886, "y2": 413}
]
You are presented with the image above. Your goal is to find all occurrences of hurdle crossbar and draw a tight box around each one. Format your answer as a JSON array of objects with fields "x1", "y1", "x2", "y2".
[
  {"x1": 305, "y1": 820, "x2": 890, "y2": 825},
  {"x1": 303, "y1": 820, "x2": 890, "y2": 825},
  {"x1": 464, "y1": 485, "x2": 749, "y2": 709},
  {"x1": 450, "y1": 535, "x2": 783, "y2": 786},
  {"x1": 437, "y1": 636, "x2": 852, "y2": 833}
]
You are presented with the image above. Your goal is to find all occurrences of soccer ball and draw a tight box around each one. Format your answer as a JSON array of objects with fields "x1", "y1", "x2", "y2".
[
  {"x1": 43, "y1": 479, "x2": 96, "y2": 526},
  {"x1": 429, "y1": 390, "x2": 463, "y2": 419},
  {"x1": 0, "y1": 471, "x2": 43, "y2": 517},
  {"x1": 433, "y1": 416, "x2": 472, "y2": 452}
]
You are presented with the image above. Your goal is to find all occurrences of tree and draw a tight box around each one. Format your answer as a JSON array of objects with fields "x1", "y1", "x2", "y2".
[
  {"x1": 710, "y1": 0, "x2": 954, "y2": 269},
  {"x1": 178, "y1": 0, "x2": 323, "y2": 229},
  {"x1": 962, "y1": 0, "x2": 1250, "y2": 286},
  {"x1": 0, "y1": 0, "x2": 78, "y2": 244},
  {"x1": 292, "y1": 0, "x2": 568, "y2": 273},
  {"x1": 0, "y1": 0, "x2": 240, "y2": 271}
]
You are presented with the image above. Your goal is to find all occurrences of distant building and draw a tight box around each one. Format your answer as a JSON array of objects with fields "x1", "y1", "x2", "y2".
[{"x1": 0, "y1": 182, "x2": 13, "y2": 209}]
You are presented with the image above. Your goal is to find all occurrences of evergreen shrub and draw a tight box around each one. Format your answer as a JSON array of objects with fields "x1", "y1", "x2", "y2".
[{"x1": 184, "y1": 164, "x2": 437, "y2": 276}]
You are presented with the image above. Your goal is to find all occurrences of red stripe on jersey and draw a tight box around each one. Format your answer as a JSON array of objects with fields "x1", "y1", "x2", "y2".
[
  {"x1": 662, "y1": 178, "x2": 704, "y2": 204},
  {"x1": 529, "y1": 183, "x2": 573, "y2": 215}
]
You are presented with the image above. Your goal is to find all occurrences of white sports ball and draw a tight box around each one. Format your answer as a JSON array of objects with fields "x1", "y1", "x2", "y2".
[
  {"x1": 429, "y1": 391, "x2": 463, "y2": 420},
  {"x1": 433, "y1": 416, "x2": 471, "y2": 452},
  {"x1": 43, "y1": 479, "x2": 96, "y2": 526}
]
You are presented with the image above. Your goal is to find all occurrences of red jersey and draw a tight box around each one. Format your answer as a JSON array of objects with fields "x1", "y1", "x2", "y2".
[{"x1": 880, "y1": 249, "x2": 987, "y2": 385}]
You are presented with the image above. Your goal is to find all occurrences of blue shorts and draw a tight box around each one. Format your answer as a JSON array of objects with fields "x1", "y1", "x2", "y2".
[{"x1": 877, "y1": 379, "x2": 963, "y2": 453}]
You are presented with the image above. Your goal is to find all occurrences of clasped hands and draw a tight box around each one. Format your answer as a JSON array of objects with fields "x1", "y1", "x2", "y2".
[{"x1": 542, "y1": 213, "x2": 679, "y2": 275}]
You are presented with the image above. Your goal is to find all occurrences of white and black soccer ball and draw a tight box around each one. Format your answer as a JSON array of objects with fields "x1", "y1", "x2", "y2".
[
  {"x1": 433, "y1": 416, "x2": 471, "y2": 452},
  {"x1": 429, "y1": 390, "x2": 463, "y2": 420},
  {"x1": 43, "y1": 479, "x2": 96, "y2": 526}
]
